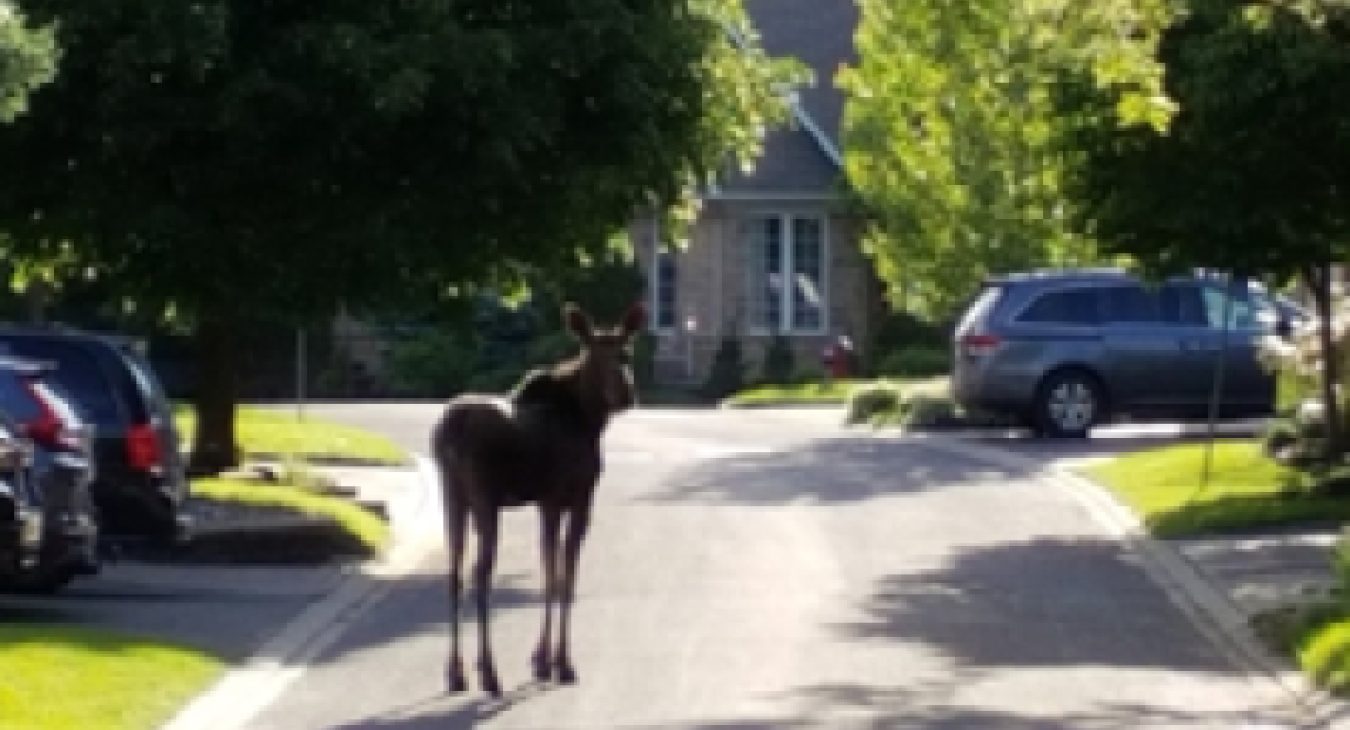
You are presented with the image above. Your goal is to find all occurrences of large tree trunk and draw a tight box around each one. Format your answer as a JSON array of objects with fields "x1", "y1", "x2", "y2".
[
  {"x1": 1307, "y1": 262, "x2": 1344, "y2": 464},
  {"x1": 188, "y1": 315, "x2": 242, "y2": 477}
]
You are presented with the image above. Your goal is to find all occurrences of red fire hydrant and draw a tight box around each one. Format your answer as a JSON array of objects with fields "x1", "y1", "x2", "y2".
[{"x1": 822, "y1": 336, "x2": 855, "y2": 380}]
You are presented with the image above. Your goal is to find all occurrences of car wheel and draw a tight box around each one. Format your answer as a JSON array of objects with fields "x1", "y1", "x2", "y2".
[{"x1": 1033, "y1": 369, "x2": 1106, "y2": 439}]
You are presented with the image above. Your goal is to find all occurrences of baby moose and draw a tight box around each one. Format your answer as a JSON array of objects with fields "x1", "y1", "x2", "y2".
[{"x1": 431, "y1": 301, "x2": 645, "y2": 696}]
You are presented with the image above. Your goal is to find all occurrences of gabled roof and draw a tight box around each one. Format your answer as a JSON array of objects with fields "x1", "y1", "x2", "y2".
[{"x1": 713, "y1": 0, "x2": 859, "y2": 197}]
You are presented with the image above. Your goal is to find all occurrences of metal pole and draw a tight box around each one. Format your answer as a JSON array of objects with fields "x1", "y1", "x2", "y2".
[{"x1": 295, "y1": 327, "x2": 306, "y2": 421}]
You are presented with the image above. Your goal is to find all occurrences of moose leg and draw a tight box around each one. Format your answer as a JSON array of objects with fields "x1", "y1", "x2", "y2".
[
  {"x1": 445, "y1": 493, "x2": 468, "y2": 693},
  {"x1": 472, "y1": 507, "x2": 503, "y2": 697},
  {"x1": 533, "y1": 506, "x2": 563, "y2": 681},
  {"x1": 555, "y1": 505, "x2": 591, "y2": 684}
]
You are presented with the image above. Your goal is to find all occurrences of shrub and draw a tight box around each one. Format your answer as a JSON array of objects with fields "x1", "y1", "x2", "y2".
[
  {"x1": 845, "y1": 381, "x2": 906, "y2": 425},
  {"x1": 760, "y1": 332, "x2": 796, "y2": 385},
  {"x1": 702, "y1": 331, "x2": 746, "y2": 399},
  {"x1": 869, "y1": 309, "x2": 948, "y2": 355},
  {"x1": 872, "y1": 347, "x2": 951, "y2": 379},
  {"x1": 386, "y1": 330, "x2": 478, "y2": 397}
]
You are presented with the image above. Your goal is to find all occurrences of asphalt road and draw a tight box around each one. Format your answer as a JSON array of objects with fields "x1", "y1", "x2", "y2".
[{"x1": 238, "y1": 404, "x2": 1298, "y2": 729}]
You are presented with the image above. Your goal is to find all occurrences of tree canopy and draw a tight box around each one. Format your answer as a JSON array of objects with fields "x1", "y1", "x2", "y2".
[
  {"x1": 838, "y1": 0, "x2": 1175, "y2": 318},
  {"x1": 0, "y1": 2, "x2": 55, "y2": 123},
  {"x1": 0, "y1": 0, "x2": 798, "y2": 467},
  {"x1": 1060, "y1": 0, "x2": 1350, "y2": 280},
  {"x1": 1056, "y1": 0, "x2": 1350, "y2": 455}
]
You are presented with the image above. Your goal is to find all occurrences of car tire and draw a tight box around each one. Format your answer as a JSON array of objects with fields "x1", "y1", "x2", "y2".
[{"x1": 1033, "y1": 369, "x2": 1106, "y2": 439}]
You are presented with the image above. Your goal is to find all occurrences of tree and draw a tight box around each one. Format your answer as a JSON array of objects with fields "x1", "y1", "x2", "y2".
[
  {"x1": 0, "y1": 0, "x2": 798, "y2": 471},
  {"x1": 1057, "y1": 0, "x2": 1350, "y2": 458},
  {"x1": 0, "y1": 2, "x2": 55, "y2": 123},
  {"x1": 838, "y1": 0, "x2": 1176, "y2": 318}
]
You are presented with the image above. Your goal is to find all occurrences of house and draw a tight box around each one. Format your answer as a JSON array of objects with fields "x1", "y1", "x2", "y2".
[{"x1": 631, "y1": 0, "x2": 879, "y2": 385}]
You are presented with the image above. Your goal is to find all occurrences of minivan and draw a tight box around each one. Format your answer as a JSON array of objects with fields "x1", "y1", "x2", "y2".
[{"x1": 952, "y1": 269, "x2": 1306, "y2": 438}]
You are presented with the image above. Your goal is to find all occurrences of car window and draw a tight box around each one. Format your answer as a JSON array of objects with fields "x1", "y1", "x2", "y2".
[
  {"x1": 956, "y1": 285, "x2": 1002, "y2": 333},
  {"x1": 1160, "y1": 284, "x2": 1209, "y2": 326},
  {"x1": 1199, "y1": 284, "x2": 1265, "y2": 330},
  {"x1": 0, "y1": 371, "x2": 43, "y2": 421},
  {"x1": 1016, "y1": 287, "x2": 1100, "y2": 326},
  {"x1": 0, "y1": 338, "x2": 123, "y2": 425},
  {"x1": 1101, "y1": 285, "x2": 1162, "y2": 324},
  {"x1": 118, "y1": 347, "x2": 170, "y2": 410}
]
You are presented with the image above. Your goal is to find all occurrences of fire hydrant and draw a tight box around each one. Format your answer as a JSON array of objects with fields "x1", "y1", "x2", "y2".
[{"x1": 822, "y1": 336, "x2": 855, "y2": 381}]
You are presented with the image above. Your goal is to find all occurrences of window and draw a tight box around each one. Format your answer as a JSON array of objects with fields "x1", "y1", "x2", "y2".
[
  {"x1": 1161, "y1": 284, "x2": 1209, "y2": 326},
  {"x1": 1017, "y1": 288, "x2": 1100, "y2": 326},
  {"x1": 1198, "y1": 284, "x2": 1270, "y2": 331},
  {"x1": 1100, "y1": 285, "x2": 1161, "y2": 324},
  {"x1": 0, "y1": 339, "x2": 121, "y2": 426},
  {"x1": 745, "y1": 214, "x2": 827, "y2": 333},
  {"x1": 646, "y1": 240, "x2": 678, "y2": 332}
]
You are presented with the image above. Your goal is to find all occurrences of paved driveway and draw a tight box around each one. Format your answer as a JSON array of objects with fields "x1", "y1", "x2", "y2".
[{"x1": 222, "y1": 404, "x2": 1300, "y2": 729}]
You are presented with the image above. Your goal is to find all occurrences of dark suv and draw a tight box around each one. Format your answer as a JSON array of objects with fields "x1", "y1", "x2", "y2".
[
  {"x1": 952, "y1": 269, "x2": 1306, "y2": 438},
  {"x1": 0, "y1": 357, "x2": 100, "y2": 592},
  {"x1": 0, "y1": 328, "x2": 190, "y2": 541},
  {"x1": 0, "y1": 422, "x2": 42, "y2": 580}
]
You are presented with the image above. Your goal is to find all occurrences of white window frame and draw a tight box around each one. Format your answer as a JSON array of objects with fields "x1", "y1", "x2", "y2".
[{"x1": 744, "y1": 212, "x2": 830, "y2": 336}]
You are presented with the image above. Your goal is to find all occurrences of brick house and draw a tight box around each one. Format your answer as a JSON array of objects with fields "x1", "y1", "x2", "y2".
[{"x1": 631, "y1": 0, "x2": 879, "y2": 385}]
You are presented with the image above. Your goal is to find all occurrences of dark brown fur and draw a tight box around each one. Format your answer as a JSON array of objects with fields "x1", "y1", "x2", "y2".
[{"x1": 431, "y1": 302, "x2": 645, "y2": 696}]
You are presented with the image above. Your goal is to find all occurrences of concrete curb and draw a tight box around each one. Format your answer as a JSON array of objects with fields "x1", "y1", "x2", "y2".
[
  {"x1": 897, "y1": 433, "x2": 1347, "y2": 727},
  {"x1": 158, "y1": 454, "x2": 442, "y2": 730}
]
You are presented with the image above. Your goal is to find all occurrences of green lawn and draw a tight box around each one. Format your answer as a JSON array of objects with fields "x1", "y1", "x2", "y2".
[
  {"x1": 0, "y1": 625, "x2": 223, "y2": 730},
  {"x1": 193, "y1": 477, "x2": 391, "y2": 552},
  {"x1": 1081, "y1": 439, "x2": 1350, "y2": 536},
  {"x1": 175, "y1": 405, "x2": 408, "y2": 465},
  {"x1": 726, "y1": 376, "x2": 948, "y2": 407}
]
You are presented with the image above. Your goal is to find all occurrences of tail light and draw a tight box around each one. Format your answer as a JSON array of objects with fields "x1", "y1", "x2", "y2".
[
  {"x1": 126, "y1": 423, "x2": 163, "y2": 473},
  {"x1": 22, "y1": 381, "x2": 84, "y2": 452},
  {"x1": 959, "y1": 333, "x2": 1002, "y2": 357}
]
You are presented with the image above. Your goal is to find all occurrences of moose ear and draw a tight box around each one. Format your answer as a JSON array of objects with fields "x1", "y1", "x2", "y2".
[
  {"x1": 563, "y1": 303, "x2": 594, "y2": 343},
  {"x1": 619, "y1": 302, "x2": 647, "y2": 336}
]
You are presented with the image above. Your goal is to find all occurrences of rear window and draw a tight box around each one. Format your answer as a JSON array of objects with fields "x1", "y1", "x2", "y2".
[
  {"x1": 956, "y1": 285, "x2": 1003, "y2": 334},
  {"x1": 0, "y1": 371, "x2": 43, "y2": 421},
  {"x1": 1017, "y1": 287, "x2": 1101, "y2": 326},
  {"x1": 0, "y1": 338, "x2": 123, "y2": 425}
]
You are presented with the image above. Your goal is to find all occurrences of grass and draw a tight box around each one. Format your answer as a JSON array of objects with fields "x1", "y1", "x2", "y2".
[
  {"x1": 193, "y1": 477, "x2": 391, "y2": 552},
  {"x1": 0, "y1": 624, "x2": 223, "y2": 730},
  {"x1": 726, "y1": 376, "x2": 949, "y2": 407},
  {"x1": 174, "y1": 405, "x2": 408, "y2": 465},
  {"x1": 1081, "y1": 439, "x2": 1350, "y2": 537}
]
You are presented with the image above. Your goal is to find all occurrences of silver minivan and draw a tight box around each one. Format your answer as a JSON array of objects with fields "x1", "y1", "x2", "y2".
[{"x1": 951, "y1": 269, "x2": 1305, "y2": 437}]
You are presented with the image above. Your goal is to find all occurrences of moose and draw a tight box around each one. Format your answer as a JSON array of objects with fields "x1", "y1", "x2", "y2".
[{"x1": 431, "y1": 301, "x2": 645, "y2": 696}]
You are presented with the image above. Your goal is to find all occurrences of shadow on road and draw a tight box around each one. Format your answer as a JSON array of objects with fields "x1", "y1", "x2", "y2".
[
  {"x1": 835, "y1": 535, "x2": 1233, "y2": 672},
  {"x1": 644, "y1": 436, "x2": 1023, "y2": 505}
]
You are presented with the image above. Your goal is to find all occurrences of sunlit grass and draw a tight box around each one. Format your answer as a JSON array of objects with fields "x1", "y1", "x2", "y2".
[
  {"x1": 193, "y1": 477, "x2": 390, "y2": 552},
  {"x1": 0, "y1": 625, "x2": 223, "y2": 730},
  {"x1": 1081, "y1": 440, "x2": 1350, "y2": 536},
  {"x1": 174, "y1": 405, "x2": 408, "y2": 464}
]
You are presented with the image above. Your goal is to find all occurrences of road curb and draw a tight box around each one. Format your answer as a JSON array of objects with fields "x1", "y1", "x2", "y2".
[
  {"x1": 896, "y1": 434, "x2": 1347, "y2": 727},
  {"x1": 158, "y1": 454, "x2": 442, "y2": 730}
]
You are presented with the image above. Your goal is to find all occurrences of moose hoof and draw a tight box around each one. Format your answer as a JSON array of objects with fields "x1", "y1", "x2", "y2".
[
  {"x1": 556, "y1": 663, "x2": 577, "y2": 685},
  {"x1": 446, "y1": 668, "x2": 468, "y2": 694},
  {"x1": 531, "y1": 654, "x2": 552, "y2": 682},
  {"x1": 480, "y1": 669, "x2": 503, "y2": 697}
]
